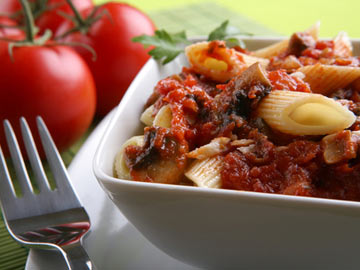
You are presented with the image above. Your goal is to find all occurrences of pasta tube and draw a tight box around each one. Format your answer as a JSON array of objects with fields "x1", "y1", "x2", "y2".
[
  {"x1": 252, "y1": 39, "x2": 289, "y2": 59},
  {"x1": 333, "y1": 31, "x2": 352, "y2": 57},
  {"x1": 153, "y1": 104, "x2": 172, "y2": 128},
  {"x1": 185, "y1": 41, "x2": 247, "y2": 82},
  {"x1": 257, "y1": 90, "x2": 356, "y2": 135},
  {"x1": 185, "y1": 155, "x2": 223, "y2": 188},
  {"x1": 237, "y1": 52, "x2": 269, "y2": 69},
  {"x1": 141, "y1": 104, "x2": 173, "y2": 128},
  {"x1": 114, "y1": 136, "x2": 144, "y2": 179},
  {"x1": 253, "y1": 22, "x2": 320, "y2": 58},
  {"x1": 140, "y1": 105, "x2": 155, "y2": 126},
  {"x1": 299, "y1": 64, "x2": 360, "y2": 96}
]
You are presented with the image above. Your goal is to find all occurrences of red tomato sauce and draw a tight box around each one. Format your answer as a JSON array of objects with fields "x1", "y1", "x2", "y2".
[
  {"x1": 268, "y1": 70, "x2": 311, "y2": 92},
  {"x1": 123, "y1": 33, "x2": 360, "y2": 201}
]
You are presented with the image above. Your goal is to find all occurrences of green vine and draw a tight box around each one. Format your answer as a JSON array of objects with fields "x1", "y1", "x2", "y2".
[
  {"x1": 19, "y1": 0, "x2": 37, "y2": 42},
  {"x1": 55, "y1": 0, "x2": 110, "y2": 39},
  {"x1": 2, "y1": 0, "x2": 52, "y2": 61},
  {"x1": 0, "y1": 0, "x2": 97, "y2": 61}
]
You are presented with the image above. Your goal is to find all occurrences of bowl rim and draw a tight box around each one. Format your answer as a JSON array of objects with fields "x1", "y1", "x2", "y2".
[{"x1": 93, "y1": 36, "x2": 360, "y2": 211}]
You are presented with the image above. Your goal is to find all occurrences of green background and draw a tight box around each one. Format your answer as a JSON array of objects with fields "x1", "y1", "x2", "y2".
[{"x1": 103, "y1": 0, "x2": 360, "y2": 38}]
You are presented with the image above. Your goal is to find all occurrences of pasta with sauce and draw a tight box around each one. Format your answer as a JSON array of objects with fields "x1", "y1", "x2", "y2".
[{"x1": 114, "y1": 25, "x2": 360, "y2": 202}]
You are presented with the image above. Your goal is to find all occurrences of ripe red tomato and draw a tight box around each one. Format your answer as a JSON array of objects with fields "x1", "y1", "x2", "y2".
[
  {"x1": 0, "y1": 0, "x2": 93, "y2": 35},
  {"x1": 0, "y1": 16, "x2": 24, "y2": 38},
  {"x1": 56, "y1": 2, "x2": 156, "y2": 116},
  {"x1": 0, "y1": 41, "x2": 96, "y2": 154},
  {"x1": 0, "y1": 0, "x2": 19, "y2": 15}
]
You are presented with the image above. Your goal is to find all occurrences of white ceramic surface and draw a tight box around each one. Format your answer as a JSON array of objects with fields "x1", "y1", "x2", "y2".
[
  {"x1": 25, "y1": 111, "x2": 198, "y2": 270},
  {"x1": 94, "y1": 38, "x2": 360, "y2": 269}
]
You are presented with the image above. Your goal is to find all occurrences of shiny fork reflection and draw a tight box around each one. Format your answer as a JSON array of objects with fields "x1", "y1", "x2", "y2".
[
  {"x1": 0, "y1": 117, "x2": 94, "y2": 270},
  {"x1": 18, "y1": 222, "x2": 90, "y2": 246}
]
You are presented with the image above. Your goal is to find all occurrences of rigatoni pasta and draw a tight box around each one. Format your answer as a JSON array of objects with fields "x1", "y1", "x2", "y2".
[
  {"x1": 140, "y1": 105, "x2": 155, "y2": 126},
  {"x1": 114, "y1": 135, "x2": 144, "y2": 180},
  {"x1": 257, "y1": 90, "x2": 356, "y2": 135},
  {"x1": 298, "y1": 64, "x2": 360, "y2": 96},
  {"x1": 333, "y1": 31, "x2": 352, "y2": 57},
  {"x1": 252, "y1": 39, "x2": 289, "y2": 59},
  {"x1": 185, "y1": 155, "x2": 223, "y2": 188},
  {"x1": 185, "y1": 40, "x2": 269, "y2": 82},
  {"x1": 140, "y1": 104, "x2": 173, "y2": 128},
  {"x1": 153, "y1": 104, "x2": 172, "y2": 128},
  {"x1": 185, "y1": 41, "x2": 246, "y2": 82},
  {"x1": 252, "y1": 22, "x2": 320, "y2": 59},
  {"x1": 237, "y1": 52, "x2": 269, "y2": 69}
]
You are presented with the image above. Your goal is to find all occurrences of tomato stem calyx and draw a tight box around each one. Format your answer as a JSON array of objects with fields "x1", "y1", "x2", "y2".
[
  {"x1": 5, "y1": 0, "x2": 52, "y2": 62},
  {"x1": 57, "y1": 1, "x2": 109, "y2": 38},
  {"x1": 1, "y1": 0, "x2": 62, "y2": 24},
  {"x1": 20, "y1": 0, "x2": 37, "y2": 42},
  {"x1": 32, "y1": 0, "x2": 64, "y2": 21},
  {"x1": 7, "y1": 29, "x2": 52, "y2": 61},
  {"x1": 57, "y1": 41, "x2": 97, "y2": 61}
]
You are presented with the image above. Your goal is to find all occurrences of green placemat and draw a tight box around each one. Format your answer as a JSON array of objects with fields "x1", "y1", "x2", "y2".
[
  {"x1": 0, "y1": 2, "x2": 275, "y2": 269},
  {"x1": 148, "y1": 2, "x2": 277, "y2": 37}
]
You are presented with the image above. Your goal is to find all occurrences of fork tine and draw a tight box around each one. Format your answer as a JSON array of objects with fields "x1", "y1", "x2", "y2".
[
  {"x1": 0, "y1": 146, "x2": 17, "y2": 207},
  {"x1": 20, "y1": 117, "x2": 51, "y2": 192},
  {"x1": 3, "y1": 120, "x2": 34, "y2": 196},
  {"x1": 36, "y1": 117, "x2": 73, "y2": 192}
]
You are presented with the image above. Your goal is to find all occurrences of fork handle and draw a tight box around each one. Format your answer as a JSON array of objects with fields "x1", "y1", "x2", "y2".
[{"x1": 61, "y1": 242, "x2": 94, "y2": 270}]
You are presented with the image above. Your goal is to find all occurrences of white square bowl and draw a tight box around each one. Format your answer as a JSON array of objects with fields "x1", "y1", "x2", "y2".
[{"x1": 93, "y1": 38, "x2": 360, "y2": 269}]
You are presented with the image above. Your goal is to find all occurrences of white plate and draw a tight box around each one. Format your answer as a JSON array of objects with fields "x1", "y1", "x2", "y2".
[
  {"x1": 93, "y1": 38, "x2": 360, "y2": 269},
  {"x1": 25, "y1": 111, "x2": 199, "y2": 270}
]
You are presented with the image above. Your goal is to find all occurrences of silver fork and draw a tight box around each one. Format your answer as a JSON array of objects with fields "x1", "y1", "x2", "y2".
[{"x1": 0, "y1": 117, "x2": 93, "y2": 270}]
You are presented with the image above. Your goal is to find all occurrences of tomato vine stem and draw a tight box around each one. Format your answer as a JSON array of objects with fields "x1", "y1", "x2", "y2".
[
  {"x1": 4, "y1": 0, "x2": 52, "y2": 61},
  {"x1": 57, "y1": 1, "x2": 109, "y2": 38},
  {"x1": 19, "y1": 0, "x2": 37, "y2": 42},
  {"x1": 1, "y1": 0, "x2": 97, "y2": 61},
  {"x1": 64, "y1": 0, "x2": 87, "y2": 29}
]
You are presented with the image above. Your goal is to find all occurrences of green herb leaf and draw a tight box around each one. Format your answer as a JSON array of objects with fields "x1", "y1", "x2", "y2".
[
  {"x1": 225, "y1": 37, "x2": 246, "y2": 49},
  {"x1": 208, "y1": 20, "x2": 252, "y2": 48},
  {"x1": 132, "y1": 20, "x2": 253, "y2": 65},
  {"x1": 224, "y1": 37, "x2": 240, "y2": 47},
  {"x1": 208, "y1": 20, "x2": 230, "y2": 41},
  {"x1": 132, "y1": 30, "x2": 191, "y2": 64}
]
